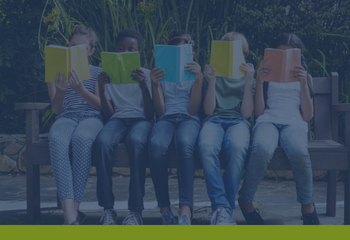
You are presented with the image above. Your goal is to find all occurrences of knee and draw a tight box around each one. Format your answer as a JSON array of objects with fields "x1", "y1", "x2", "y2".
[
  {"x1": 288, "y1": 149, "x2": 310, "y2": 168},
  {"x1": 72, "y1": 132, "x2": 94, "y2": 147},
  {"x1": 198, "y1": 139, "x2": 220, "y2": 158},
  {"x1": 148, "y1": 136, "x2": 167, "y2": 160},
  {"x1": 126, "y1": 133, "x2": 147, "y2": 150}
]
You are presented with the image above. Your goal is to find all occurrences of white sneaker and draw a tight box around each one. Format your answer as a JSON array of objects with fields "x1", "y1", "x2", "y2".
[
  {"x1": 209, "y1": 208, "x2": 237, "y2": 225},
  {"x1": 100, "y1": 209, "x2": 118, "y2": 225},
  {"x1": 178, "y1": 214, "x2": 191, "y2": 225},
  {"x1": 122, "y1": 212, "x2": 143, "y2": 225}
]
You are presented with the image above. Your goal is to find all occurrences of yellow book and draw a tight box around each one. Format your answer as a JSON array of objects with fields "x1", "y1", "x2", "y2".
[
  {"x1": 44, "y1": 45, "x2": 90, "y2": 82},
  {"x1": 209, "y1": 40, "x2": 246, "y2": 78}
]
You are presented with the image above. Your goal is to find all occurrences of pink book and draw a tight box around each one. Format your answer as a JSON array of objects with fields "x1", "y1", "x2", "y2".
[{"x1": 262, "y1": 48, "x2": 301, "y2": 83}]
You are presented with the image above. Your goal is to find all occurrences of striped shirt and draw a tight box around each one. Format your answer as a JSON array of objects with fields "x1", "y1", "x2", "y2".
[{"x1": 57, "y1": 65, "x2": 102, "y2": 119}]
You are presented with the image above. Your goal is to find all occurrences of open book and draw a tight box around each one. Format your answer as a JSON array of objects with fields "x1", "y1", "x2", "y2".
[
  {"x1": 155, "y1": 44, "x2": 195, "y2": 82},
  {"x1": 101, "y1": 52, "x2": 140, "y2": 84},
  {"x1": 262, "y1": 48, "x2": 301, "y2": 83},
  {"x1": 209, "y1": 40, "x2": 246, "y2": 78},
  {"x1": 44, "y1": 45, "x2": 90, "y2": 82}
]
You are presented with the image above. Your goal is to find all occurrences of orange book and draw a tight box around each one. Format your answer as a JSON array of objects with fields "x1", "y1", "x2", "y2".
[{"x1": 262, "y1": 48, "x2": 301, "y2": 83}]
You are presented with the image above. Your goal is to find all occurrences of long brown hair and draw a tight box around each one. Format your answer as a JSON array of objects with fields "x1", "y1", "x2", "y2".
[{"x1": 263, "y1": 33, "x2": 314, "y2": 106}]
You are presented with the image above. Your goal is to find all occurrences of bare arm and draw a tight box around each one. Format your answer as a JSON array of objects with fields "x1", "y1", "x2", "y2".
[
  {"x1": 239, "y1": 63, "x2": 255, "y2": 119},
  {"x1": 48, "y1": 72, "x2": 68, "y2": 114},
  {"x1": 254, "y1": 60, "x2": 271, "y2": 118},
  {"x1": 202, "y1": 65, "x2": 216, "y2": 116},
  {"x1": 97, "y1": 72, "x2": 115, "y2": 120},
  {"x1": 186, "y1": 62, "x2": 203, "y2": 116},
  {"x1": 150, "y1": 67, "x2": 166, "y2": 117}
]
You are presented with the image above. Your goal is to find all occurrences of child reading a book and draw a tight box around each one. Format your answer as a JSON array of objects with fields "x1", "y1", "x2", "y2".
[
  {"x1": 238, "y1": 33, "x2": 319, "y2": 225},
  {"x1": 92, "y1": 29, "x2": 154, "y2": 225},
  {"x1": 198, "y1": 32, "x2": 255, "y2": 225},
  {"x1": 47, "y1": 25, "x2": 103, "y2": 225},
  {"x1": 148, "y1": 32, "x2": 203, "y2": 225}
]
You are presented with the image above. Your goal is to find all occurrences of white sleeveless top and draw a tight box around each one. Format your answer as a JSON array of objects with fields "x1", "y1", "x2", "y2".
[{"x1": 254, "y1": 82, "x2": 308, "y2": 133}]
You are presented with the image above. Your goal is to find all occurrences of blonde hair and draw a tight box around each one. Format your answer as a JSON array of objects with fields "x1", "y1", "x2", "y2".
[
  {"x1": 220, "y1": 32, "x2": 249, "y2": 58},
  {"x1": 69, "y1": 25, "x2": 98, "y2": 49}
]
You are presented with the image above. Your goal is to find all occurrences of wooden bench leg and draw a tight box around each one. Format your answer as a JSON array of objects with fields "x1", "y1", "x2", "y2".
[
  {"x1": 326, "y1": 170, "x2": 337, "y2": 217},
  {"x1": 344, "y1": 170, "x2": 350, "y2": 225},
  {"x1": 26, "y1": 164, "x2": 41, "y2": 222}
]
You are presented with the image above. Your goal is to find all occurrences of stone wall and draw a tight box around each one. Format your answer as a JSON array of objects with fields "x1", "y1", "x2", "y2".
[{"x1": 0, "y1": 134, "x2": 330, "y2": 180}]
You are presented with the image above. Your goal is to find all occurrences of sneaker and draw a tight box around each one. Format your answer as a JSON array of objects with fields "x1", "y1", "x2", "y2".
[
  {"x1": 161, "y1": 210, "x2": 178, "y2": 225},
  {"x1": 122, "y1": 212, "x2": 143, "y2": 225},
  {"x1": 100, "y1": 209, "x2": 118, "y2": 225},
  {"x1": 209, "y1": 208, "x2": 236, "y2": 225},
  {"x1": 178, "y1": 214, "x2": 191, "y2": 225},
  {"x1": 238, "y1": 197, "x2": 265, "y2": 225},
  {"x1": 301, "y1": 203, "x2": 320, "y2": 225}
]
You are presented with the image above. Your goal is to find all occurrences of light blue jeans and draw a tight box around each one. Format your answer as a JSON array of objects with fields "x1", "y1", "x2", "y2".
[
  {"x1": 198, "y1": 117, "x2": 250, "y2": 215},
  {"x1": 238, "y1": 122, "x2": 314, "y2": 205},
  {"x1": 49, "y1": 113, "x2": 103, "y2": 202}
]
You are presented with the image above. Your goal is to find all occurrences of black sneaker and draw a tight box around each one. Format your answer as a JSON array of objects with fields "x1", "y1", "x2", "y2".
[
  {"x1": 238, "y1": 198, "x2": 265, "y2": 225},
  {"x1": 301, "y1": 203, "x2": 320, "y2": 225}
]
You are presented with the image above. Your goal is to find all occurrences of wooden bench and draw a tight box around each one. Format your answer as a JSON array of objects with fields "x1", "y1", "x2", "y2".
[{"x1": 14, "y1": 72, "x2": 350, "y2": 224}]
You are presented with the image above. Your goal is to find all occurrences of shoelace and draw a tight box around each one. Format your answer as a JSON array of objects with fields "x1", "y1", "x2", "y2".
[
  {"x1": 179, "y1": 214, "x2": 190, "y2": 225},
  {"x1": 209, "y1": 208, "x2": 227, "y2": 225},
  {"x1": 100, "y1": 209, "x2": 116, "y2": 225},
  {"x1": 122, "y1": 212, "x2": 143, "y2": 225},
  {"x1": 162, "y1": 211, "x2": 177, "y2": 224}
]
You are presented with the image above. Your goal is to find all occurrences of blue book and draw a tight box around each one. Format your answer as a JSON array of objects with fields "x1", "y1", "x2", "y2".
[{"x1": 155, "y1": 44, "x2": 195, "y2": 82}]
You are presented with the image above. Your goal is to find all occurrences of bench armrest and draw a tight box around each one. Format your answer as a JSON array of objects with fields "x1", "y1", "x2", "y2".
[
  {"x1": 14, "y1": 102, "x2": 50, "y2": 111},
  {"x1": 333, "y1": 104, "x2": 350, "y2": 112}
]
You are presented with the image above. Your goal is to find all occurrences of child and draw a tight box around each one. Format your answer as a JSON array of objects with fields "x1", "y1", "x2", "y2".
[
  {"x1": 238, "y1": 33, "x2": 319, "y2": 225},
  {"x1": 148, "y1": 33, "x2": 203, "y2": 225},
  {"x1": 93, "y1": 29, "x2": 154, "y2": 225},
  {"x1": 198, "y1": 32, "x2": 255, "y2": 225},
  {"x1": 47, "y1": 25, "x2": 103, "y2": 225}
]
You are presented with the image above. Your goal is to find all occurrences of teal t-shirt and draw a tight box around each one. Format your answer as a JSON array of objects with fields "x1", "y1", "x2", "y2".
[{"x1": 202, "y1": 75, "x2": 256, "y2": 126}]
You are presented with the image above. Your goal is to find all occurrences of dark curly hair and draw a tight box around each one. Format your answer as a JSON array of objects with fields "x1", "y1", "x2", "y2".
[{"x1": 115, "y1": 29, "x2": 143, "y2": 51}]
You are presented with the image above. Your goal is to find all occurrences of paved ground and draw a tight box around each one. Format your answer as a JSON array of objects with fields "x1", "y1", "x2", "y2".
[{"x1": 0, "y1": 174, "x2": 346, "y2": 225}]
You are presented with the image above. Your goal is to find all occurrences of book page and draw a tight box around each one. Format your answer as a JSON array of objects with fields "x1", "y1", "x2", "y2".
[
  {"x1": 232, "y1": 40, "x2": 246, "y2": 78},
  {"x1": 262, "y1": 48, "x2": 284, "y2": 83},
  {"x1": 119, "y1": 52, "x2": 140, "y2": 84},
  {"x1": 70, "y1": 45, "x2": 90, "y2": 81},
  {"x1": 155, "y1": 45, "x2": 178, "y2": 82},
  {"x1": 44, "y1": 45, "x2": 68, "y2": 82},
  {"x1": 179, "y1": 44, "x2": 195, "y2": 82},
  {"x1": 101, "y1": 52, "x2": 120, "y2": 84},
  {"x1": 284, "y1": 48, "x2": 301, "y2": 83},
  {"x1": 210, "y1": 41, "x2": 232, "y2": 77}
]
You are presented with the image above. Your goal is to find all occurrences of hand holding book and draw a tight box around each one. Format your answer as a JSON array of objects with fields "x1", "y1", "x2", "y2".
[
  {"x1": 68, "y1": 69, "x2": 85, "y2": 95},
  {"x1": 130, "y1": 68, "x2": 148, "y2": 90},
  {"x1": 203, "y1": 65, "x2": 215, "y2": 82},
  {"x1": 54, "y1": 72, "x2": 69, "y2": 94},
  {"x1": 239, "y1": 63, "x2": 255, "y2": 85},
  {"x1": 291, "y1": 65, "x2": 308, "y2": 87},
  {"x1": 150, "y1": 67, "x2": 166, "y2": 87}
]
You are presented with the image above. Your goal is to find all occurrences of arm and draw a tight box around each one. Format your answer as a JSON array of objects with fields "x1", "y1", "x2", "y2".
[
  {"x1": 239, "y1": 63, "x2": 255, "y2": 119},
  {"x1": 254, "y1": 60, "x2": 271, "y2": 118},
  {"x1": 292, "y1": 66, "x2": 313, "y2": 121},
  {"x1": 186, "y1": 62, "x2": 203, "y2": 116},
  {"x1": 97, "y1": 72, "x2": 115, "y2": 120},
  {"x1": 131, "y1": 69, "x2": 155, "y2": 120},
  {"x1": 150, "y1": 67, "x2": 166, "y2": 117},
  {"x1": 48, "y1": 72, "x2": 68, "y2": 114},
  {"x1": 69, "y1": 69, "x2": 101, "y2": 110},
  {"x1": 202, "y1": 65, "x2": 216, "y2": 116}
]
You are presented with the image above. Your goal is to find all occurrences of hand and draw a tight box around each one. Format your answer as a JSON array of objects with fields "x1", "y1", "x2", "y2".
[
  {"x1": 185, "y1": 62, "x2": 203, "y2": 81},
  {"x1": 68, "y1": 69, "x2": 85, "y2": 95},
  {"x1": 150, "y1": 67, "x2": 165, "y2": 87},
  {"x1": 98, "y1": 72, "x2": 111, "y2": 92},
  {"x1": 203, "y1": 65, "x2": 215, "y2": 82},
  {"x1": 240, "y1": 63, "x2": 255, "y2": 85},
  {"x1": 256, "y1": 60, "x2": 271, "y2": 85},
  {"x1": 131, "y1": 68, "x2": 148, "y2": 90},
  {"x1": 54, "y1": 71, "x2": 69, "y2": 94},
  {"x1": 291, "y1": 65, "x2": 308, "y2": 88}
]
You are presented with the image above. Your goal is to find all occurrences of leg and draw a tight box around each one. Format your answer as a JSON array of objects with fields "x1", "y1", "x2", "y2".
[
  {"x1": 238, "y1": 122, "x2": 279, "y2": 213},
  {"x1": 198, "y1": 119, "x2": 228, "y2": 213},
  {"x1": 148, "y1": 117, "x2": 176, "y2": 212},
  {"x1": 173, "y1": 116, "x2": 201, "y2": 218},
  {"x1": 223, "y1": 119, "x2": 250, "y2": 210},
  {"x1": 48, "y1": 117, "x2": 77, "y2": 224},
  {"x1": 93, "y1": 118, "x2": 128, "y2": 209},
  {"x1": 124, "y1": 119, "x2": 153, "y2": 213},
  {"x1": 326, "y1": 170, "x2": 337, "y2": 217}
]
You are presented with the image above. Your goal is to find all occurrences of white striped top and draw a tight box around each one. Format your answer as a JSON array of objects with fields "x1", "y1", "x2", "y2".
[{"x1": 57, "y1": 65, "x2": 102, "y2": 119}]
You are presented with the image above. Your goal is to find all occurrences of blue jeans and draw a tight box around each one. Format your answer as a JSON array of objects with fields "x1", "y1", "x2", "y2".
[
  {"x1": 198, "y1": 117, "x2": 250, "y2": 215},
  {"x1": 238, "y1": 122, "x2": 314, "y2": 204},
  {"x1": 49, "y1": 113, "x2": 103, "y2": 202},
  {"x1": 148, "y1": 114, "x2": 201, "y2": 210},
  {"x1": 93, "y1": 118, "x2": 153, "y2": 212}
]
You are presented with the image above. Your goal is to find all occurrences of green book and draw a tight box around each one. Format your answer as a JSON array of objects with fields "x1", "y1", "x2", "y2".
[{"x1": 101, "y1": 52, "x2": 140, "y2": 84}]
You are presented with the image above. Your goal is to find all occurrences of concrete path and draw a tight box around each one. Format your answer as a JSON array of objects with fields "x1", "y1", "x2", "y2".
[{"x1": 0, "y1": 174, "x2": 346, "y2": 225}]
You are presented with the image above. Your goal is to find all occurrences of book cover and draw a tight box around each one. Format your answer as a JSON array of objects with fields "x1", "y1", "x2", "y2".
[
  {"x1": 101, "y1": 52, "x2": 140, "y2": 84},
  {"x1": 209, "y1": 40, "x2": 246, "y2": 78},
  {"x1": 155, "y1": 44, "x2": 195, "y2": 82},
  {"x1": 44, "y1": 45, "x2": 90, "y2": 82},
  {"x1": 262, "y1": 48, "x2": 301, "y2": 83}
]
